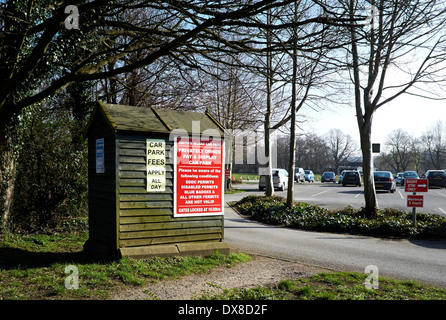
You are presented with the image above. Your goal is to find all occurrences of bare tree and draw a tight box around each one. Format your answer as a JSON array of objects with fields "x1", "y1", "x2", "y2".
[
  {"x1": 336, "y1": 0, "x2": 446, "y2": 217},
  {"x1": 422, "y1": 120, "x2": 446, "y2": 170},
  {"x1": 296, "y1": 133, "x2": 330, "y2": 173},
  {"x1": 0, "y1": 0, "x2": 353, "y2": 225},
  {"x1": 381, "y1": 129, "x2": 414, "y2": 172},
  {"x1": 326, "y1": 129, "x2": 358, "y2": 174}
]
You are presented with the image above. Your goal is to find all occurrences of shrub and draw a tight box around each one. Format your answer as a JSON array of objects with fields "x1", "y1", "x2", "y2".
[{"x1": 234, "y1": 196, "x2": 446, "y2": 239}]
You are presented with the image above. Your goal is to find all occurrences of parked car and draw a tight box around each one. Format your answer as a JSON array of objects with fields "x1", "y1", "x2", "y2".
[
  {"x1": 395, "y1": 172, "x2": 404, "y2": 186},
  {"x1": 338, "y1": 171, "x2": 346, "y2": 184},
  {"x1": 294, "y1": 167, "x2": 305, "y2": 183},
  {"x1": 373, "y1": 171, "x2": 396, "y2": 193},
  {"x1": 402, "y1": 171, "x2": 419, "y2": 185},
  {"x1": 342, "y1": 170, "x2": 362, "y2": 187},
  {"x1": 304, "y1": 170, "x2": 315, "y2": 183},
  {"x1": 321, "y1": 171, "x2": 336, "y2": 183},
  {"x1": 259, "y1": 168, "x2": 288, "y2": 191},
  {"x1": 425, "y1": 170, "x2": 446, "y2": 188}
]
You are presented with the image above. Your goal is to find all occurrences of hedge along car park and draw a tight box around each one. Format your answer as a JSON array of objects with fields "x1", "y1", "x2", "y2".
[
  {"x1": 425, "y1": 170, "x2": 446, "y2": 188},
  {"x1": 373, "y1": 171, "x2": 396, "y2": 193}
]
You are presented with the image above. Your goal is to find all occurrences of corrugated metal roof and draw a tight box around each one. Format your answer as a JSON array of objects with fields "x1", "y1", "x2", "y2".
[{"x1": 87, "y1": 102, "x2": 225, "y2": 135}]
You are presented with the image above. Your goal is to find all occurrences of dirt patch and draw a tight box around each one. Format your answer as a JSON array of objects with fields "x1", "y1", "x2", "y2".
[{"x1": 111, "y1": 254, "x2": 331, "y2": 300}]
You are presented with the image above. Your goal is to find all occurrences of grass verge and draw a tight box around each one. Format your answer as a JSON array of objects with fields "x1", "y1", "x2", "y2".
[
  {"x1": 0, "y1": 232, "x2": 250, "y2": 300},
  {"x1": 199, "y1": 272, "x2": 446, "y2": 300}
]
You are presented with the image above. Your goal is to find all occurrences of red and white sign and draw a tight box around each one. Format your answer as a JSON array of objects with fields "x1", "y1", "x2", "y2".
[
  {"x1": 407, "y1": 195, "x2": 424, "y2": 207},
  {"x1": 174, "y1": 136, "x2": 224, "y2": 217},
  {"x1": 405, "y1": 179, "x2": 428, "y2": 193},
  {"x1": 225, "y1": 169, "x2": 231, "y2": 180}
]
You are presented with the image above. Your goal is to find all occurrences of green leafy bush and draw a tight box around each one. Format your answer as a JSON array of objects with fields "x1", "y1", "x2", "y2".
[
  {"x1": 234, "y1": 196, "x2": 446, "y2": 239},
  {"x1": 6, "y1": 83, "x2": 93, "y2": 234}
]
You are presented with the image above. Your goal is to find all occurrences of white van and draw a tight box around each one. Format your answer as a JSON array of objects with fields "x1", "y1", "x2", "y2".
[{"x1": 259, "y1": 169, "x2": 289, "y2": 191}]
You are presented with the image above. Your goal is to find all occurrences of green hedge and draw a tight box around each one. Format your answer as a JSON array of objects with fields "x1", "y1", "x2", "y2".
[{"x1": 234, "y1": 195, "x2": 446, "y2": 239}]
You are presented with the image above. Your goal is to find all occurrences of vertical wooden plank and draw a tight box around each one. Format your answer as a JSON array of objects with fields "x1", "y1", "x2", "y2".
[
  {"x1": 115, "y1": 133, "x2": 121, "y2": 250},
  {"x1": 116, "y1": 133, "x2": 225, "y2": 247},
  {"x1": 87, "y1": 109, "x2": 117, "y2": 249}
]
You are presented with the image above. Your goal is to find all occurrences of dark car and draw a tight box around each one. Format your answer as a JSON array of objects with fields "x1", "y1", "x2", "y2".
[
  {"x1": 342, "y1": 170, "x2": 361, "y2": 187},
  {"x1": 373, "y1": 171, "x2": 396, "y2": 193},
  {"x1": 338, "y1": 171, "x2": 345, "y2": 184},
  {"x1": 402, "y1": 171, "x2": 419, "y2": 185},
  {"x1": 426, "y1": 170, "x2": 446, "y2": 188},
  {"x1": 395, "y1": 172, "x2": 404, "y2": 186},
  {"x1": 321, "y1": 171, "x2": 336, "y2": 183}
]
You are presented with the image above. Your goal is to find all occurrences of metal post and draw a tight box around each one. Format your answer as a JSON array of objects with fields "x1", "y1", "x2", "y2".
[{"x1": 412, "y1": 192, "x2": 416, "y2": 226}]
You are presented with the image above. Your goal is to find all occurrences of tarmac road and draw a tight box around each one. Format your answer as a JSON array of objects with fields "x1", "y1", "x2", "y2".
[
  {"x1": 224, "y1": 183, "x2": 446, "y2": 288},
  {"x1": 292, "y1": 182, "x2": 446, "y2": 217}
]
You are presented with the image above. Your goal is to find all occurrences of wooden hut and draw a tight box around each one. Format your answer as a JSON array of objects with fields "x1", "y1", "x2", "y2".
[{"x1": 84, "y1": 101, "x2": 229, "y2": 259}]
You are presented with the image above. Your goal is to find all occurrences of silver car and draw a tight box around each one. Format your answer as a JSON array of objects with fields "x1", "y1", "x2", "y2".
[
  {"x1": 259, "y1": 169, "x2": 289, "y2": 191},
  {"x1": 294, "y1": 167, "x2": 305, "y2": 183}
]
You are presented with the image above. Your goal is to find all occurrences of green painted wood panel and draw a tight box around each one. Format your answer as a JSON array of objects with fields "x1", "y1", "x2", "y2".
[{"x1": 116, "y1": 133, "x2": 224, "y2": 247}]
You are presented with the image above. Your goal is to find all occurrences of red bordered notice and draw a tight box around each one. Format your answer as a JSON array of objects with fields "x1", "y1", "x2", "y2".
[
  {"x1": 407, "y1": 195, "x2": 424, "y2": 208},
  {"x1": 173, "y1": 136, "x2": 224, "y2": 217}
]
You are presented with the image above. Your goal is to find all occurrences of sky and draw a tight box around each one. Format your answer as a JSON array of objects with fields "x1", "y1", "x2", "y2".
[{"x1": 302, "y1": 93, "x2": 445, "y2": 151}]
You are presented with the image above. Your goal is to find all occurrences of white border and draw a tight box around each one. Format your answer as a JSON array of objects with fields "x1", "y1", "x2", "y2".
[{"x1": 173, "y1": 135, "x2": 225, "y2": 217}]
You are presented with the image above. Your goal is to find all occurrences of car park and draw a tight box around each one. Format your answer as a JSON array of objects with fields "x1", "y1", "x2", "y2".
[
  {"x1": 342, "y1": 170, "x2": 361, "y2": 187},
  {"x1": 425, "y1": 170, "x2": 446, "y2": 188},
  {"x1": 373, "y1": 171, "x2": 396, "y2": 193},
  {"x1": 402, "y1": 171, "x2": 419, "y2": 185},
  {"x1": 294, "y1": 167, "x2": 305, "y2": 183},
  {"x1": 304, "y1": 170, "x2": 315, "y2": 183},
  {"x1": 259, "y1": 168, "x2": 289, "y2": 191},
  {"x1": 321, "y1": 171, "x2": 336, "y2": 183}
]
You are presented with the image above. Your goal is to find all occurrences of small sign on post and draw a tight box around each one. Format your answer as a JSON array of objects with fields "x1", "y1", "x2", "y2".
[
  {"x1": 404, "y1": 179, "x2": 428, "y2": 193},
  {"x1": 372, "y1": 143, "x2": 380, "y2": 153},
  {"x1": 225, "y1": 169, "x2": 231, "y2": 180},
  {"x1": 407, "y1": 195, "x2": 424, "y2": 207},
  {"x1": 405, "y1": 178, "x2": 428, "y2": 226}
]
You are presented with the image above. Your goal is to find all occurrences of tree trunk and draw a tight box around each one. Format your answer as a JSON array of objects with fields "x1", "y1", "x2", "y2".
[
  {"x1": 264, "y1": 8, "x2": 274, "y2": 197},
  {"x1": 0, "y1": 108, "x2": 17, "y2": 232},
  {"x1": 264, "y1": 125, "x2": 274, "y2": 197},
  {"x1": 1, "y1": 158, "x2": 15, "y2": 231},
  {"x1": 360, "y1": 115, "x2": 378, "y2": 218},
  {"x1": 287, "y1": 5, "x2": 298, "y2": 208}
]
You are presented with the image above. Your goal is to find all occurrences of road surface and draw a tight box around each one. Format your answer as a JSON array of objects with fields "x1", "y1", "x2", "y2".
[{"x1": 224, "y1": 184, "x2": 446, "y2": 287}]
